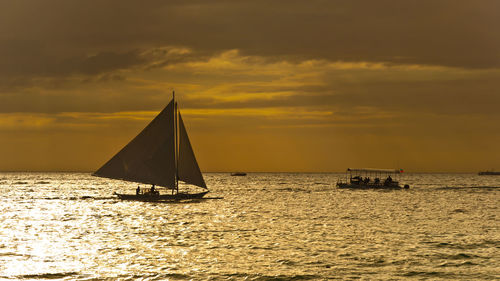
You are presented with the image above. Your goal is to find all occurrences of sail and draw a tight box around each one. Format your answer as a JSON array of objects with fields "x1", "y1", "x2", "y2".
[
  {"x1": 178, "y1": 113, "x2": 207, "y2": 189},
  {"x1": 94, "y1": 100, "x2": 176, "y2": 188}
]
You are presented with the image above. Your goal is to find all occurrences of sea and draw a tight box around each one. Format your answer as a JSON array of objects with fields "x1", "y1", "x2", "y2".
[{"x1": 0, "y1": 172, "x2": 498, "y2": 280}]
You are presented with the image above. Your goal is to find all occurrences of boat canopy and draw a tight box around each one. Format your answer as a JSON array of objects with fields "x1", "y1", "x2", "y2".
[{"x1": 347, "y1": 168, "x2": 403, "y2": 174}]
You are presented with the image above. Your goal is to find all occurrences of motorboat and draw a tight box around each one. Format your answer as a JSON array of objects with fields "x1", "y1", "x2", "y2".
[{"x1": 337, "y1": 168, "x2": 409, "y2": 189}]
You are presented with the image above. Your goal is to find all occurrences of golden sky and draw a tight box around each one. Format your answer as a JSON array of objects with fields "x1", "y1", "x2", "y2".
[{"x1": 0, "y1": 0, "x2": 499, "y2": 172}]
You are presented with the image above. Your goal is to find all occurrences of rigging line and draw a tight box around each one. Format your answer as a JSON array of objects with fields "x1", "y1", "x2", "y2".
[{"x1": 173, "y1": 90, "x2": 178, "y2": 194}]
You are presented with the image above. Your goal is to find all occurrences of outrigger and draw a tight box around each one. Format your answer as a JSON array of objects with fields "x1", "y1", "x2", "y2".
[{"x1": 337, "y1": 168, "x2": 409, "y2": 189}]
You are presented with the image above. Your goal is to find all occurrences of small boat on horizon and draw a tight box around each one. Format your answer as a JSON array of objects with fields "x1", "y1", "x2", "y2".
[
  {"x1": 478, "y1": 170, "x2": 500, "y2": 175},
  {"x1": 93, "y1": 91, "x2": 209, "y2": 201},
  {"x1": 336, "y1": 168, "x2": 409, "y2": 189},
  {"x1": 230, "y1": 172, "x2": 247, "y2": 176}
]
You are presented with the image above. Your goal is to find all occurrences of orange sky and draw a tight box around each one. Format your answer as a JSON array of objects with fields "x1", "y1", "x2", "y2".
[{"x1": 0, "y1": 1, "x2": 499, "y2": 172}]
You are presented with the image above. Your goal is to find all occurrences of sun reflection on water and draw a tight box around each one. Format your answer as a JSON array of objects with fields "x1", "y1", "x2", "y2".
[{"x1": 0, "y1": 173, "x2": 498, "y2": 279}]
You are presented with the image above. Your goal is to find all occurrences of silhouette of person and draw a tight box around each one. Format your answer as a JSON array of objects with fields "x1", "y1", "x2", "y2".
[
  {"x1": 384, "y1": 176, "x2": 393, "y2": 186},
  {"x1": 136, "y1": 186, "x2": 140, "y2": 195}
]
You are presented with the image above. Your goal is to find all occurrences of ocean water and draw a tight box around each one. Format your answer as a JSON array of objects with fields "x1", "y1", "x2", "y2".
[{"x1": 0, "y1": 172, "x2": 498, "y2": 280}]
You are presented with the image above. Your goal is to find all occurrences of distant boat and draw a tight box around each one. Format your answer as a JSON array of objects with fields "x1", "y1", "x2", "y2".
[
  {"x1": 478, "y1": 171, "x2": 500, "y2": 175},
  {"x1": 336, "y1": 168, "x2": 409, "y2": 189},
  {"x1": 230, "y1": 172, "x2": 247, "y2": 176},
  {"x1": 93, "y1": 92, "x2": 209, "y2": 201}
]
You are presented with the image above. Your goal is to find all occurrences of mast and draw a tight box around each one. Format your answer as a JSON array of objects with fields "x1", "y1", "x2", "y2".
[{"x1": 173, "y1": 90, "x2": 179, "y2": 194}]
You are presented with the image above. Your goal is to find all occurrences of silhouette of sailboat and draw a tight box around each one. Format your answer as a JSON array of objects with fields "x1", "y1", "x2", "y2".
[{"x1": 93, "y1": 92, "x2": 208, "y2": 200}]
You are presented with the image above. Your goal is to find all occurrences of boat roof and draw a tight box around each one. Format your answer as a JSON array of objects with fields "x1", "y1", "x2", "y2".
[{"x1": 347, "y1": 168, "x2": 403, "y2": 173}]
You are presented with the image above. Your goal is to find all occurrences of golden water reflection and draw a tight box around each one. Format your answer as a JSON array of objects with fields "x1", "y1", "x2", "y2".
[{"x1": 0, "y1": 173, "x2": 498, "y2": 279}]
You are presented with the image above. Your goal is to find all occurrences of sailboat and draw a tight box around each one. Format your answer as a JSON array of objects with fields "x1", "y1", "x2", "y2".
[{"x1": 93, "y1": 92, "x2": 209, "y2": 201}]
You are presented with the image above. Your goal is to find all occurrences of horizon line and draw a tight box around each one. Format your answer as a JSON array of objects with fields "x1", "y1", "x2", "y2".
[{"x1": 0, "y1": 170, "x2": 483, "y2": 174}]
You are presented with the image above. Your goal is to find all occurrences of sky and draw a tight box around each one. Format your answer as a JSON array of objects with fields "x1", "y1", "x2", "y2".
[{"x1": 0, "y1": 0, "x2": 499, "y2": 172}]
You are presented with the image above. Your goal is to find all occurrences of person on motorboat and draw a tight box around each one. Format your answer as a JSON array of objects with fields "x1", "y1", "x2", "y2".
[{"x1": 351, "y1": 176, "x2": 361, "y2": 184}]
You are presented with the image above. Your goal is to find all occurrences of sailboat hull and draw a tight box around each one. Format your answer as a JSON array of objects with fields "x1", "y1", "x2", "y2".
[{"x1": 114, "y1": 191, "x2": 209, "y2": 201}]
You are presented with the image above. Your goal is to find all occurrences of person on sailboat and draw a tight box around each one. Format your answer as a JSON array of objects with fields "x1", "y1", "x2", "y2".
[{"x1": 151, "y1": 184, "x2": 158, "y2": 195}]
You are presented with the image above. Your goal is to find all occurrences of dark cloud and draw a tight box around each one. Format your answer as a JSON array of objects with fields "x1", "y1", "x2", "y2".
[
  {"x1": 0, "y1": 0, "x2": 498, "y2": 81},
  {"x1": 178, "y1": 73, "x2": 500, "y2": 118},
  {"x1": 327, "y1": 76, "x2": 500, "y2": 116},
  {"x1": 66, "y1": 51, "x2": 146, "y2": 75},
  {"x1": 0, "y1": 40, "x2": 145, "y2": 77}
]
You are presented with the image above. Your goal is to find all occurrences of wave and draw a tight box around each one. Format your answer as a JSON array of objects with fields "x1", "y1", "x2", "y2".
[
  {"x1": 0, "y1": 252, "x2": 30, "y2": 258},
  {"x1": 434, "y1": 186, "x2": 500, "y2": 190},
  {"x1": 439, "y1": 261, "x2": 478, "y2": 267},
  {"x1": 400, "y1": 271, "x2": 447, "y2": 277},
  {"x1": 158, "y1": 273, "x2": 192, "y2": 279},
  {"x1": 430, "y1": 253, "x2": 482, "y2": 260},
  {"x1": 221, "y1": 273, "x2": 319, "y2": 281},
  {"x1": 39, "y1": 196, "x2": 115, "y2": 201},
  {"x1": 276, "y1": 259, "x2": 297, "y2": 266},
  {"x1": 13, "y1": 271, "x2": 78, "y2": 279},
  {"x1": 79, "y1": 196, "x2": 116, "y2": 200},
  {"x1": 42, "y1": 197, "x2": 63, "y2": 200},
  {"x1": 42, "y1": 197, "x2": 81, "y2": 200},
  {"x1": 277, "y1": 187, "x2": 311, "y2": 192},
  {"x1": 427, "y1": 240, "x2": 499, "y2": 250}
]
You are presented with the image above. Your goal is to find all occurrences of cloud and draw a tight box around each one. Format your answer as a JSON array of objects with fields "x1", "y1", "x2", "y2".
[
  {"x1": 1, "y1": 1, "x2": 499, "y2": 171},
  {"x1": 0, "y1": 0, "x2": 498, "y2": 76},
  {"x1": 1, "y1": 1, "x2": 499, "y2": 117},
  {"x1": 0, "y1": 42, "x2": 199, "y2": 80},
  {"x1": 2, "y1": 49, "x2": 500, "y2": 121},
  {"x1": 0, "y1": 111, "x2": 159, "y2": 134},
  {"x1": 161, "y1": 51, "x2": 500, "y2": 118}
]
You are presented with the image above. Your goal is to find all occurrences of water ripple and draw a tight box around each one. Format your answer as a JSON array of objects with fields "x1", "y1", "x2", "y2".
[{"x1": 0, "y1": 172, "x2": 498, "y2": 280}]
